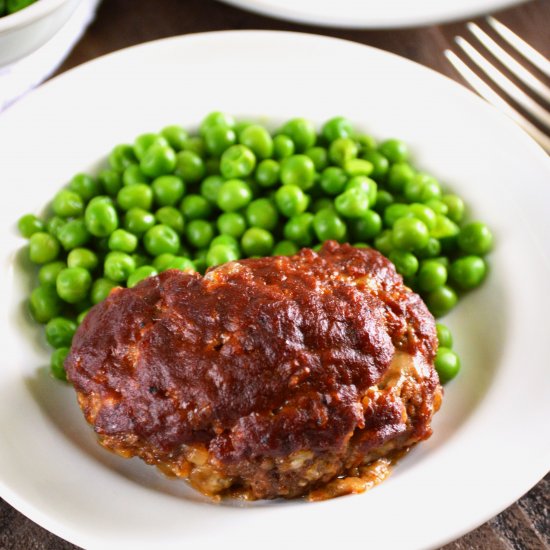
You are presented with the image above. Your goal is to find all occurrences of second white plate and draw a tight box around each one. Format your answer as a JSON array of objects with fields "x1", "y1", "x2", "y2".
[{"x1": 217, "y1": 0, "x2": 527, "y2": 28}]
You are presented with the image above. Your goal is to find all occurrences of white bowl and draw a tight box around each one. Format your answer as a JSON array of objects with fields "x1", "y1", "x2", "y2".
[{"x1": 0, "y1": 0, "x2": 82, "y2": 67}]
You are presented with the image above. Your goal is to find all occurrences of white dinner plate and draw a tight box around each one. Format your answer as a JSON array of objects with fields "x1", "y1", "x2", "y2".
[
  {"x1": 217, "y1": 0, "x2": 527, "y2": 28},
  {"x1": 0, "y1": 31, "x2": 549, "y2": 550}
]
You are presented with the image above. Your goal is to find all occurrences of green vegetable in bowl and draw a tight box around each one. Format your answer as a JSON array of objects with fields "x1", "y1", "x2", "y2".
[{"x1": 18, "y1": 112, "x2": 493, "y2": 383}]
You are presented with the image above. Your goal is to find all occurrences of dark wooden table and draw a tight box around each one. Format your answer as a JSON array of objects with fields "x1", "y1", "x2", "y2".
[{"x1": 1, "y1": 0, "x2": 549, "y2": 548}]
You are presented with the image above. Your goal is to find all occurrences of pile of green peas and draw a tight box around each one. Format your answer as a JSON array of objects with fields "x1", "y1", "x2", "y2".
[
  {"x1": 0, "y1": 0, "x2": 38, "y2": 17},
  {"x1": 18, "y1": 112, "x2": 493, "y2": 384}
]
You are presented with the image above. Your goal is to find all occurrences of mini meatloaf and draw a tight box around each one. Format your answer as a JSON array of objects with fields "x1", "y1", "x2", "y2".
[{"x1": 65, "y1": 241, "x2": 442, "y2": 500}]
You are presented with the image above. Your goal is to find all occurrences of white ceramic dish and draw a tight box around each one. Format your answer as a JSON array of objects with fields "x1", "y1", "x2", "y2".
[
  {"x1": 0, "y1": 0, "x2": 81, "y2": 67},
  {"x1": 217, "y1": 0, "x2": 527, "y2": 28},
  {"x1": 0, "y1": 31, "x2": 549, "y2": 550}
]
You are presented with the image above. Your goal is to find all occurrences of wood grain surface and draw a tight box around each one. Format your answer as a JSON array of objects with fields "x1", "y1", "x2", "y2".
[{"x1": 1, "y1": 0, "x2": 549, "y2": 548}]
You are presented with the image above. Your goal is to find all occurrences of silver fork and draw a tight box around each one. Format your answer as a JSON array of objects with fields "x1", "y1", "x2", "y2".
[{"x1": 445, "y1": 17, "x2": 550, "y2": 153}]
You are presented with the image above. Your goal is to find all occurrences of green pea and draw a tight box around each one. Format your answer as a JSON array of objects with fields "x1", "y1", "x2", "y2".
[
  {"x1": 104, "y1": 252, "x2": 136, "y2": 282},
  {"x1": 389, "y1": 250, "x2": 419, "y2": 278},
  {"x1": 108, "y1": 229, "x2": 138, "y2": 253},
  {"x1": 450, "y1": 256, "x2": 487, "y2": 289},
  {"x1": 91, "y1": 278, "x2": 118, "y2": 304},
  {"x1": 217, "y1": 212, "x2": 247, "y2": 238},
  {"x1": 29, "y1": 232, "x2": 60, "y2": 264},
  {"x1": 417, "y1": 260, "x2": 448, "y2": 292},
  {"x1": 85, "y1": 200, "x2": 119, "y2": 237},
  {"x1": 329, "y1": 138, "x2": 358, "y2": 167},
  {"x1": 334, "y1": 189, "x2": 369, "y2": 218},
  {"x1": 210, "y1": 234, "x2": 240, "y2": 252},
  {"x1": 204, "y1": 126, "x2": 237, "y2": 157},
  {"x1": 122, "y1": 165, "x2": 149, "y2": 186},
  {"x1": 348, "y1": 210, "x2": 382, "y2": 241},
  {"x1": 442, "y1": 194, "x2": 465, "y2": 223},
  {"x1": 273, "y1": 135, "x2": 295, "y2": 159},
  {"x1": 124, "y1": 208, "x2": 155, "y2": 236},
  {"x1": 275, "y1": 185, "x2": 308, "y2": 218},
  {"x1": 98, "y1": 169, "x2": 122, "y2": 196},
  {"x1": 426, "y1": 285, "x2": 458, "y2": 318},
  {"x1": 38, "y1": 261, "x2": 66, "y2": 287},
  {"x1": 117, "y1": 183, "x2": 153, "y2": 211},
  {"x1": 273, "y1": 240, "x2": 299, "y2": 256},
  {"x1": 435, "y1": 347, "x2": 461, "y2": 383},
  {"x1": 6, "y1": 0, "x2": 36, "y2": 14},
  {"x1": 182, "y1": 136, "x2": 207, "y2": 158},
  {"x1": 127, "y1": 265, "x2": 158, "y2": 288},
  {"x1": 161, "y1": 125, "x2": 188, "y2": 150},
  {"x1": 409, "y1": 203, "x2": 437, "y2": 231},
  {"x1": 239, "y1": 124, "x2": 273, "y2": 159},
  {"x1": 458, "y1": 222, "x2": 493, "y2": 255},
  {"x1": 144, "y1": 224, "x2": 180, "y2": 256},
  {"x1": 206, "y1": 245, "x2": 239, "y2": 267},
  {"x1": 18, "y1": 214, "x2": 45, "y2": 238},
  {"x1": 374, "y1": 229, "x2": 394, "y2": 256},
  {"x1": 431, "y1": 215, "x2": 460, "y2": 240},
  {"x1": 57, "y1": 219, "x2": 90, "y2": 251},
  {"x1": 241, "y1": 228, "x2": 274, "y2": 257},
  {"x1": 45, "y1": 317, "x2": 77, "y2": 349},
  {"x1": 153, "y1": 253, "x2": 175, "y2": 271},
  {"x1": 415, "y1": 239, "x2": 441, "y2": 257},
  {"x1": 68, "y1": 173, "x2": 100, "y2": 202},
  {"x1": 220, "y1": 145, "x2": 256, "y2": 179},
  {"x1": 313, "y1": 209, "x2": 346, "y2": 242},
  {"x1": 50, "y1": 347, "x2": 69, "y2": 381},
  {"x1": 436, "y1": 323, "x2": 453, "y2": 349},
  {"x1": 246, "y1": 198, "x2": 279, "y2": 231},
  {"x1": 200, "y1": 111, "x2": 236, "y2": 136},
  {"x1": 255, "y1": 159, "x2": 280, "y2": 188},
  {"x1": 166, "y1": 256, "x2": 195, "y2": 271},
  {"x1": 155, "y1": 206, "x2": 185, "y2": 234},
  {"x1": 384, "y1": 204, "x2": 412, "y2": 228},
  {"x1": 67, "y1": 248, "x2": 98, "y2": 271},
  {"x1": 378, "y1": 139, "x2": 409, "y2": 163},
  {"x1": 217, "y1": 179, "x2": 252, "y2": 212},
  {"x1": 280, "y1": 155, "x2": 316, "y2": 190},
  {"x1": 29, "y1": 285, "x2": 61, "y2": 323},
  {"x1": 392, "y1": 217, "x2": 430, "y2": 251},
  {"x1": 361, "y1": 150, "x2": 389, "y2": 181},
  {"x1": 108, "y1": 144, "x2": 137, "y2": 172},
  {"x1": 56, "y1": 267, "x2": 92, "y2": 304},
  {"x1": 52, "y1": 190, "x2": 84, "y2": 218},
  {"x1": 186, "y1": 219, "x2": 215, "y2": 249},
  {"x1": 425, "y1": 199, "x2": 448, "y2": 216},
  {"x1": 180, "y1": 194, "x2": 212, "y2": 220},
  {"x1": 305, "y1": 147, "x2": 328, "y2": 171},
  {"x1": 175, "y1": 150, "x2": 206, "y2": 183},
  {"x1": 344, "y1": 158, "x2": 373, "y2": 177},
  {"x1": 320, "y1": 167, "x2": 347, "y2": 195},
  {"x1": 345, "y1": 176, "x2": 377, "y2": 206},
  {"x1": 284, "y1": 213, "x2": 315, "y2": 246},
  {"x1": 280, "y1": 118, "x2": 316, "y2": 152},
  {"x1": 387, "y1": 162, "x2": 415, "y2": 193},
  {"x1": 200, "y1": 175, "x2": 225, "y2": 204},
  {"x1": 133, "y1": 133, "x2": 168, "y2": 160},
  {"x1": 322, "y1": 117, "x2": 354, "y2": 143}
]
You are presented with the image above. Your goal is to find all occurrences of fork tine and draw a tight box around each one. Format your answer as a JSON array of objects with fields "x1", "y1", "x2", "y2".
[
  {"x1": 445, "y1": 50, "x2": 550, "y2": 153},
  {"x1": 487, "y1": 17, "x2": 550, "y2": 78},
  {"x1": 467, "y1": 22, "x2": 550, "y2": 103},
  {"x1": 455, "y1": 37, "x2": 550, "y2": 130}
]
